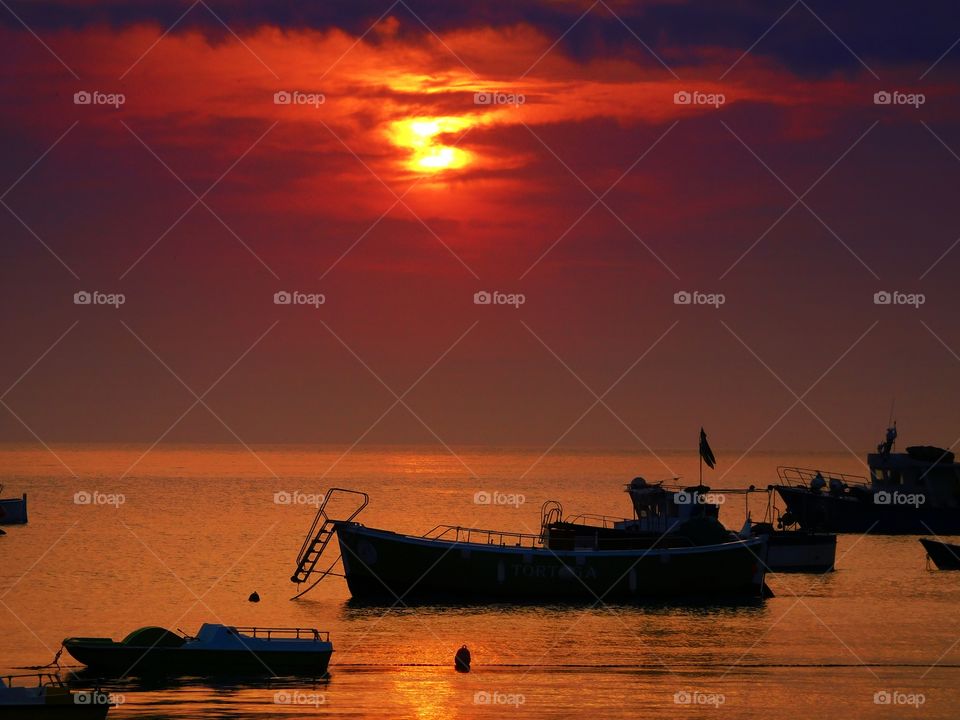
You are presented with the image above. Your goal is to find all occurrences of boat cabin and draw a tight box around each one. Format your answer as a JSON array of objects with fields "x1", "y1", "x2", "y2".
[
  {"x1": 868, "y1": 448, "x2": 960, "y2": 506},
  {"x1": 622, "y1": 476, "x2": 720, "y2": 533}
]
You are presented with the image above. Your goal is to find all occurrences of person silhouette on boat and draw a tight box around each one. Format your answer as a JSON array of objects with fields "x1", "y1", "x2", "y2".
[
  {"x1": 878, "y1": 424, "x2": 897, "y2": 456},
  {"x1": 810, "y1": 472, "x2": 826, "y2": 493}
]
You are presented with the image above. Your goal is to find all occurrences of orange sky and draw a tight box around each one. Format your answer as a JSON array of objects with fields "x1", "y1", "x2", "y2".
[{"x1": 2, "y1": 3, "x2": 960, "y2": 453}]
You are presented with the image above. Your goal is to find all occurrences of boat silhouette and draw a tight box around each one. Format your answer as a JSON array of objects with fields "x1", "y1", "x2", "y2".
[{"x1": 290, "y1": 489, "x2": 769, "y2": 604}]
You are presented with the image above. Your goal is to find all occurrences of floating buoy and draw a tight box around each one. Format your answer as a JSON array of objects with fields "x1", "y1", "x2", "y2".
[
  {"x1": 454, "y1": 644, "x2": 471, "y2": 673},
  {"x1": 248, "y1": 591, "x2": 260, "y2": 603}
]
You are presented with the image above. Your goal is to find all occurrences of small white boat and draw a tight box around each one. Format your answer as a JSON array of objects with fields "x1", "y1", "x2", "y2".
[
  {"x1": 0, "y1": 672, "x2": 111, "y2": 718},
  {"x1": 742, "y1": 519, "x2": 836, "y2": 572},
  {"x1": 0, "y1": 484, "x2": 28, "y2": 525}
]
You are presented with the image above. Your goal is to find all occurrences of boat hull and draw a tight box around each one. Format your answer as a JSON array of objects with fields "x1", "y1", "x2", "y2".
[
  {"x1": 919, "y1": 538, "x2": 960, "y2": 570},
  {"x1": 765, "y1": 532, "x2": 836, "y2": 572},
  {"x1": 62, "y1": 645, "x2": 332, "y2": 677},
  {"x1": 335, "y1": 523, "x2": 767, "y2": 602},
  {"x1": 775, "y1": 486, "x2": 960, "y2": 534},
  {"x1": 0, "y1": 493, "x2": 28, "y2": 525}
]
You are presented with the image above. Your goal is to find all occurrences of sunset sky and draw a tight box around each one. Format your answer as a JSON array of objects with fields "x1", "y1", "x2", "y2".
[{"x1": 2, "y1": 1, "x2": 960, "y2": 454}]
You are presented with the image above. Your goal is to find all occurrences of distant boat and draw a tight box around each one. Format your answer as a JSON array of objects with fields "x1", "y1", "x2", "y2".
[
  {"x1": 0, "y1": 484, "x2": 28, "y2": 525},
  {"x1": 544, "y1": 478, "x2": 835, "y2": 573},
  {"x1": 746, "y1": 521, "x2": 836, "y2": 572},
  {"x1": 744, "y1": 483, "x2": 836, "y2": 573},
  {"x1": 289, "y1": 489, "x2": 769, "y2": 602},
  {"x1": 63, "y1": 624, "x2": 333, "y2": 677},
  {"x1": 773, "y1": 425, "x2": 960, "y2": 534},
  {"x1": 919, "y1": 538, "x2": 960, "y2": 570},
  {"x1": 0, "y1": 672, "x2": 111, "y2": 718}
]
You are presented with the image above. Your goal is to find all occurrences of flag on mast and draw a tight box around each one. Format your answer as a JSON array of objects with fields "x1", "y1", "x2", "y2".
[{"x1": 699, "y1": 427, "x2": 716, "y2": 469}]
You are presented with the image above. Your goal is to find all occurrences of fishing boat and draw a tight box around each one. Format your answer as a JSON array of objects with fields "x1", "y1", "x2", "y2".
[
  {"x1": 0, "y1": 672, "x2": 111, "y2": 718},
  {"x1": 545, "y1": 478, "x2": 835, "y2": 572},
  {"x1": 63, "y1": 624, "x2": 333, "y2": 677},
  {"x1": 335, "y1": 523, "x2": 767, "y2": 601},
  {"x1": 289, "y1": 489, "x2": 769, "y2": 602},
  {"x1": 774, "y1": 425, "x2": 960, "y2": 534},
  {"x1": 0, "y1": 484, "x2": 28, "y2": 525},
  {"x1": 919, "y1": 538, "x2": 960, "y2": 570}
]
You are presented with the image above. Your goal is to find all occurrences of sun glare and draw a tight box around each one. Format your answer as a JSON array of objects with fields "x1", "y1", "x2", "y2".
[{"x1": 390, "y1": 116, "x2": 472, "y2": 172}]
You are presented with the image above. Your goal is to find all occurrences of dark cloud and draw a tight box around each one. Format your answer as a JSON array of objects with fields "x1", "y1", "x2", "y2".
[{"x1": 4, "y1": 0, "x2": 959, "y2": 76}]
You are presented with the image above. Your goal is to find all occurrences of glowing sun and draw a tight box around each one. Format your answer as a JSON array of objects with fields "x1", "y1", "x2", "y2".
[{"x1": 389, "y1": 116, "x2": 472, "y2": 172}]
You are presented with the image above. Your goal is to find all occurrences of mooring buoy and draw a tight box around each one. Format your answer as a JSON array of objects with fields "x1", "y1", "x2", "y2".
[
  {"x1": 454, "y1": 644, "x2": 471, "y2": 672},
  {"x1": 248, "y1": 591, "x2": 260, "y2": 603}
]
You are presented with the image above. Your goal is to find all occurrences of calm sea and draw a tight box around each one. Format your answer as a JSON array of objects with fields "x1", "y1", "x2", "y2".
[{"x1": 2, "y1": 446, "x2": 958, "y2": 718}]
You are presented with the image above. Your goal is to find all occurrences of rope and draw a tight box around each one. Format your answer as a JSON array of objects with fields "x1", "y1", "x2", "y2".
[
  {"x1": 23, "y1": 646, "x2": 63, "y2": 670},
  {"x1": 291, "y1": 555, "x2": 343, "y2": 600}
]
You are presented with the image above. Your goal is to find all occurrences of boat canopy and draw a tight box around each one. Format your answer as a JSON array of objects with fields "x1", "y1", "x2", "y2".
[{"x1": 121, "y1": 627, "x2": 185, "y2": 647}]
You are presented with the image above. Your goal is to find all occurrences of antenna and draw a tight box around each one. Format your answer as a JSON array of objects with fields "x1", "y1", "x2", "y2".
[{"x1": 887, "y1": 397, "x2": 896, "y2": 427}]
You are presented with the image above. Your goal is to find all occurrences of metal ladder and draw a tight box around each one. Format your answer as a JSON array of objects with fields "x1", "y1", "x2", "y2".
[
  {"x1": 290, "y1": 488, "x2": 368, "y2": 594},
  {"x1": 539, "y1": 500, "x2": 563, "y2": 543}
]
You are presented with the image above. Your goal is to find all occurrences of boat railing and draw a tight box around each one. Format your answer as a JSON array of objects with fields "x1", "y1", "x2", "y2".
[
  {"x1": 561, "y1": 513, "x2": 628, "y2": 529},
  {"x1": 231, "y1": 626, "x2": 330, "y2": 642},
  {"x1": 627, "y1": 482, "x2": 752, "y2": 497},
  {"x1": 776, "y1": 465, "x2": 869, "y2": 489},
  {"x1": 295, "y1": 488, "x2": 369, "y2": 562},
  {"x1": 1, "y1": 672, "x2": 65, "y2": 688},
  {"x1": 423, "y1": 524, "x2": 543, "y2": 548}
]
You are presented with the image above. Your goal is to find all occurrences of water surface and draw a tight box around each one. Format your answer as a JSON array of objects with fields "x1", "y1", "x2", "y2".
[{"x1": 1, "y1": 446, "x2": 957, "y2": 717}]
